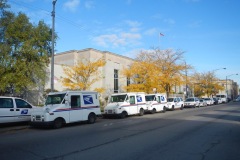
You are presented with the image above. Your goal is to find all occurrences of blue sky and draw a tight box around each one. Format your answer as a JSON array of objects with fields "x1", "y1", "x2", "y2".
[{"x1": 8, "y1": 0, "x2": 240, "y2": 84}]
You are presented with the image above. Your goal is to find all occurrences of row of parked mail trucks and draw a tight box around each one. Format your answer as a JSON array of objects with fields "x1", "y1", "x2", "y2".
[{"x1": 0, "y1": 91, "x2": 182, "y2": 128}]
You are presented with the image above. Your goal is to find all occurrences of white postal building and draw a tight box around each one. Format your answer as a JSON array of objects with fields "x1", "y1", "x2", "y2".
[{"x1": 46, "y1": 48, "x2": 134, "y2": 98}]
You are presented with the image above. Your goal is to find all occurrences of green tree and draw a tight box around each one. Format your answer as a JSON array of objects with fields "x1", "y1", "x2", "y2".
[{"x1": 0, "y1": 1, "x2": 54, "y2": 95}]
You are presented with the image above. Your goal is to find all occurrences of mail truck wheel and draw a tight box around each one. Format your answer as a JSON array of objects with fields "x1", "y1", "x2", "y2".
[
  {"x1": 120, "y1": 111, "x2": 127, "y2": 119},
  {"x1": 151, "y1": 108, "x2": 156, "y2": 114},
  {"x1": 88, "y1": 113, "x2": 96, "y2": 124},
  {"x1": 53, "y1": 118, "x2": 63, "y2": 129},
  {"x1": 171, "y1": 105, "x2": 175, "y2": 111},
  {"x1": 180, "y1": 105, "x2": 184, "y2": 110},
  {"x1": 162, "y1": 106, "x2": 166, "y2": 113},
  {"x1": 139, "y1": 108, "x2": 144, "y2": 116}
]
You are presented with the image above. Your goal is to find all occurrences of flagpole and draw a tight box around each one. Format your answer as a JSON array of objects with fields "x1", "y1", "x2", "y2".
[{"x1": 159, "y1": 33, "x2": 164, "y2": 49}]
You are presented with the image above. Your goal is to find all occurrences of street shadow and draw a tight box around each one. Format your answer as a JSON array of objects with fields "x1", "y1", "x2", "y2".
[
  {"x1": 197, "y1": 113, "x2": 240, "y2": 122},
  {"x1": 0, "y1": 122, "x2": 28, "y2": 128},
  {"x1": 214, "y1": 110, "x2": 240, "y2": 114}
]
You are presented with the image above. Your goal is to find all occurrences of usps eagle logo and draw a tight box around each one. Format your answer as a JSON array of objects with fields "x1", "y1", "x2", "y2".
[
  {"x1": 83, "y1": 95, "x2": 93, "y2": 104},
  {"x1": 21, "y1": 109, "x2": 28, "y2": 114},
  {"x1": 136, "y1": 96, "x2": 142, "y2": 102},
  {"x1": 161, "y1": 96, "x2": 165, "y2": 101}
]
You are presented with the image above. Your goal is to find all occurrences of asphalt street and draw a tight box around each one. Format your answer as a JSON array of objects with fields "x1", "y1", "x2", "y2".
[{"x1": 0, "y1": 102, "x2": 240, "y2": 160}]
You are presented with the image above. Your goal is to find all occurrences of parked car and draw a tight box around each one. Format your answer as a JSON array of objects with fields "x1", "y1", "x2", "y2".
[
  {"x1": 204, "y1": 98, "x2": 213, "y2": 106},
  {"x1": 167, "y1": 97, "x2": 184, "y2": 110},
  {"x1": 212, "y1": 97, "x2": 219, "y2": 105},
  {"x1": 184, "y1": 97, "x2": 200, "y2": 108},
  {"x1": 216, "y1": 97, "x2": 222, "y2": 104},
  {"x1": 233, "y1": 96, "x2": 240, "y2": 102},
  {"x1": 0, "y1": 96, "x2": 37, "y2": 124},
  {"x1": 227, "y1": 97, "x2": 232, "y2": 102},
  {"x1": 199, "y1": 99, "x2": 207, "y2": 107}
]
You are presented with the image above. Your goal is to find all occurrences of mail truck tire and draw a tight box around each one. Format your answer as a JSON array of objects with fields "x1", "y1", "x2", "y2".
[
  {"x1": 171, "y1": 105, "x2": 175, "y2": 111},
  {"x1": 120, "y1": 111, "x2": 127, "y2": 119},
  {"x1": 151, "y1": 108, "x2": 156, "y2": 114},
  {"x1": 139, "y1": 108, "x2": 144, "y2": 116},
  {"x1": 162, "y1": 106, "x2": 166, "y2": 113},
  {"x1": 88, "y1": 113, "x2": 96, "y2": 124},
  {"x1": 53, "y1": 118, "x2": 64, "y2": 129},
  {"x1": 180, "y1": 105, "x2": 184, "y2": 110}
]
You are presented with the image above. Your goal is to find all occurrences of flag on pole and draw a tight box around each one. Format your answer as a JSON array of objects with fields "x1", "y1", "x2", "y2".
[{"x1": 160, "y1": 33, "x2": 164, "y2": 36}]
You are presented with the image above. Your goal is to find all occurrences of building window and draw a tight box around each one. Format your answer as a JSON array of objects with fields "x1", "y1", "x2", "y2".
[{"x1": 114, "y1": 69, "x2": 119, "y2": 93}]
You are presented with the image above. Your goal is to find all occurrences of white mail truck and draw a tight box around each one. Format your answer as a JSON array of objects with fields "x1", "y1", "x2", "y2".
[
  {"x1": 145, "y1": 94, "x2": 168, "y2": 113},
  {"x1": 103, "y1": 92, "x2": 147, "y2": 118},
  {"x1": 30, "y1": 91, "x2": 101, "y2": 128},
  {"x1": 0, "y1": 96, "x2": 37, "y2": 124}
]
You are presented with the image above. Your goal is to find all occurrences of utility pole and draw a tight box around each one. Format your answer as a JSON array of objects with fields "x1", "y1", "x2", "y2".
[
  {"x1": 185, "y1": 61, "x2": 188, "y2": 98},
  {"x1": 51, "y1": 0, "x2": 57, "y2": 92}
]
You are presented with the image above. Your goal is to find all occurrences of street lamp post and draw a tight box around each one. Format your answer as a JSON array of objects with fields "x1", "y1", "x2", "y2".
[
  {"x1": 211, "y1": 67, "x2": 226, "y2": 97},
  {"x1": 226, "y1": 73, "x2": 238, "y2": 98},
  {"x1": 51, "y1": 0, "x2": 57, "y2": 92},
  {"x1": 212, "y1": 67, "x2": 226, "y2": 72}
]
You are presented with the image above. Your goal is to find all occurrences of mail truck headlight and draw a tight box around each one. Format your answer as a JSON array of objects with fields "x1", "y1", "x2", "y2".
[{"x1": 45, "y1": 108, "x2": 50, "y2": 113}]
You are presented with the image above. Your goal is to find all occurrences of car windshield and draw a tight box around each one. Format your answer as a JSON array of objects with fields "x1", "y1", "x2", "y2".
[
  {"x1": 45, "y1": 93, "x2": 66, "y2": 105},
  {"x1": 167, "y1": 98, "x2": 174, "y2": 102},
  {"x1": 204, "y1": 98, "x2": 210, "y2": 100},
  {"x1": 145, "y1": 95, "x2": 155, "y2": 101},
  {"x1": 200, "y1": 99, "x2": 204, "y2": 102},
  {"x1": 185, "y1": 98, "x2": 194, "y2": 102},
  {"x1": 110, "y1": 94, "x2": 127, "y2": 102}
]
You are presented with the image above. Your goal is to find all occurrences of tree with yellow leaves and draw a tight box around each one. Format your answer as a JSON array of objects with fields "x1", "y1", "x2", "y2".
[
  {"x1": 122, "y1": 60, "x2": 156, "y2": 93},
  {"x1": 61, "y1": 58, "x2": 106, "y2": 92},
  {"x1": 191, "y1": 71, "x2": 225, "y2": 97},
  {"x1": 122, "y1": 48, "x2": 191, "y2": 96}
]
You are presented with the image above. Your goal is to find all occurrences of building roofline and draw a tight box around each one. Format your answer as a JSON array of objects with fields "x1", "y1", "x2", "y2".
[
  {"x1": 55, "y1": 50, "x2": 77, "y2": 56},
  {"x1": 56, "y1": 48, "x2": 134, "y2": 61}
]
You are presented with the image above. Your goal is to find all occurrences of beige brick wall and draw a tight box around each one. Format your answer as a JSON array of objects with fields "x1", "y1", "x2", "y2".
[{"x1": 46, "y1": 48, "x2": 134, "y2": 98}]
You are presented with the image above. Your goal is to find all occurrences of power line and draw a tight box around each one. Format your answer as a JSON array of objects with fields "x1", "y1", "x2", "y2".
[{"x1": 8, "y1": 0, "x2": 88, "y2": 31}]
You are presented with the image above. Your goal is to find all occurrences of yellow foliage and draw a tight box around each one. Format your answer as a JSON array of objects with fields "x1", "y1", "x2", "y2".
[
  {"x1": 122, "y1": 48, "x2": 191, "y2": 95},
  {"x1": 191, "y1": 71, "x2": 225, "y2": 97},
  {"x1": 61, "y1": 58, "x2": 106, "y2": 91},
  {"x1": 94, "y1": 87, "x2": 106, "y2": 94}
]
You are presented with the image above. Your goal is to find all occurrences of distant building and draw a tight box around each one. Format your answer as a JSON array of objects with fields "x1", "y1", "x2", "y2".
[{"x1": 218, "y1": 79, "x2": 239, "y2": 99}]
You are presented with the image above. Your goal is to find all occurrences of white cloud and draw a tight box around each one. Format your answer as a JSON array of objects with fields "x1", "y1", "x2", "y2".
[
  {"x1": 121, "y1": 33, "x2": 141, "y2": 39},
  {"x1": 151, "y1": 14, "x2": 163, "y2": 20},
  {"x1": 126, "y1": 0, "x2": 132, "y2": 5},
  {"x1": 85, "y1": 1, "x2": 95, "y2": 9},
  {"x1": 92, "y1": 32, "x2": 141, "y2": 48},
  {"x1": 144, "y1": 28, "x2": 158, "y2": 36},
  {"x1": 184, "y1": 0, "x2": 200, "y2": 2},
  {"x1": 124, "y1": 20, "x2": 142, "y2": 32},
  {"x1": 63, "y1": 0, "x2": 80, "y2": 12},
  {"x1": 188, "y1": 20, "x2": 202, "y2": 28},
  {"x1": 125, "y1": 20, "x2": 142, "y2": 28},
  {"x1": 164, "y1": 18, "x2": 175, "y2": 25}
]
